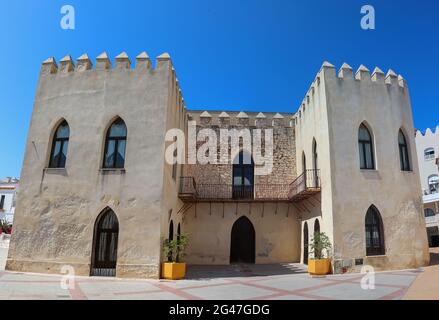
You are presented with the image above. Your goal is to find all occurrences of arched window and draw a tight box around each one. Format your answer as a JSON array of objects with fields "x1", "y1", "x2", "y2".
[
  {"x1": 358, "y1": 124, "x2": 375, "y2": 170},
  {"x1": 49, "y1": 120, "x2": 70, "y2": 168},
  {"x1": 398, "y1": 130, "x2": 410, "y2": 171},
  {"x1": 314, "y1": 219, "x2": 320, "y2": 234},
  {"x1": 428, "y1": 174, "x2": 439, "y2": 193},
  {"x1": 312, "y1": 139, "x2": 318, "y2": 171},
  {"x1": 365, "y1": 206, "x2": 385, "y2": 256},
  {"x1": 425, "y1": 147, "x2": 435, "y2": 161},
  {"x1": 302, "y1": 152, "x2": 307, "y2": 173},
  {"x1": 103, "y1": 118, "x2": 127, "y2": 169},
  {"x1": 424, "y1": 208, "x2": 436, "y2": 218},
  {"x1": 232, "y1": 151, "x2": 254, "y2": 199}
]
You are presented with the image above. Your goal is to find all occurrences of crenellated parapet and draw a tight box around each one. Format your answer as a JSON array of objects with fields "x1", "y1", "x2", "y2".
[
  {"x1": 40, "y1": 51, "x2": 174, "y2": 75},
  {"x1": 415, "y1": 126, "x2": 439, "y2": 138},
  {"x1": 187, "y1": 110, "x2": 295, "y2": 128},
  {"x1": 40, "y1": 51, "x2": 185, "y2": 109},
  {"x1": 295, "y1": 61, "x2": 409, "y2": 119}
]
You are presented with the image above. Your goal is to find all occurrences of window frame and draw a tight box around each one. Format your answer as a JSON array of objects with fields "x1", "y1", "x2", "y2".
[
  {"x1": 232, "y1": 151, "x2": 254, "y2": 200},
  {"x1": 358, "y1": 124, "x2": 375, "y2": 170},
  {"x1": 428, "y1": 174, "x2": 439, "y2": 193},
  {"x1": 424, "y1": 208, "x2": 436, "y2": 218},
  {"x1": 0, "y1": 195, "x2": 5, "y2": 210},
  {"x1": 48, "y1": 120, "x2": 70, "y2": 169},
  {"x1": 172, "y1": 137, "x2": 178, "y2": 180},
  {"x1": 424, "y1": 147, "x2": 435, "y2": 161},
  {"x1": 103, "y1": 118, "x2": 127, "y2": 169},
  {"x1": 398, "y1": 130, "x2": 411, "y2": 171}
]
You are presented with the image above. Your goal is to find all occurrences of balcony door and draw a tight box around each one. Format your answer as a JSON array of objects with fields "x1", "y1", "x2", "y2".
[{"x1": 232, "y1": 151, "x2": 254, "y2": 199}]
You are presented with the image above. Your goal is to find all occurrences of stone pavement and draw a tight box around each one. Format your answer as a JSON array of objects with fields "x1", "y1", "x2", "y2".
[
  {"x1": 403, "y1": 247, "x2": 439, "y2": 300},
  {"x1": 1, "y1": 243, "x2": 437, "y2": 300},
  {"x1": 0, "y1": 261, "x2": 422, "y2": 300},
  {"x1": 0, "y1": 247, "x2": 7, "y2": 271}
]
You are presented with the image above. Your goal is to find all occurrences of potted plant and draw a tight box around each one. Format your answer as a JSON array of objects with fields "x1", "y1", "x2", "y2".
[
  {"x1": 307, "y1": 232, "x2": 332, "y2": 275},
  {"x1": 162, "y1": 233, "x2": 189, "y2": 280}
]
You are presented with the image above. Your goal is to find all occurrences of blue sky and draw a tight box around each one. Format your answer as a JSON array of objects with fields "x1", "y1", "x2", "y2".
[{"x1": 0, "y1": 0, "x2": 438, "y2": 178}]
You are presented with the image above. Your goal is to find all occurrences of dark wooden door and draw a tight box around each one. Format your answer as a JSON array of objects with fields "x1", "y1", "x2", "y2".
[
  {"x1": 91, "y1": 209, "x2": 119, "y2": 277},
  {"x1": 303, "y1": 222, "x2": 309, "y2": 265},
  {"x1": 230, "y1": 216, "x2": 255, "y2": 264}
]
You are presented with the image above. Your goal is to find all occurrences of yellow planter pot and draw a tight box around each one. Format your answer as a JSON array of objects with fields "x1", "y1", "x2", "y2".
[
  {"x1": 308, "y1": 259, "x2": 331, "y2": 275},
  {"x1": 162, "y1": 262, "x2": 186, "y2": 280}
]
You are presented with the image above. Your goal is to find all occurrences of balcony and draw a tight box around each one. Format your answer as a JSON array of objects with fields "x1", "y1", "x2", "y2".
[
  {"x1": 178, "y1": 177, "x2": 290, "y2": 202},
  {"x1": 288, "y1": 169, "x2": 321, "y2": 202}
]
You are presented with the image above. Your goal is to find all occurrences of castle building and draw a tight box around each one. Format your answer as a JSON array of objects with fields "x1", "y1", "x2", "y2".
[
  {"x1": 415, "y1": 127, "x2": 439, "y2": 246},
  {"x1": 6, "y1": 52, "x2": 429, "y2": 278}
]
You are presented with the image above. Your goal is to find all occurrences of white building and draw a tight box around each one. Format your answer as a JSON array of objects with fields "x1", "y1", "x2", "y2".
[
  {"x1": 415, "y1": 127, "x2": 439, "y2": 246},
  {"x1": 0, "y1": 178, "x2": 19, "y2": 224}
]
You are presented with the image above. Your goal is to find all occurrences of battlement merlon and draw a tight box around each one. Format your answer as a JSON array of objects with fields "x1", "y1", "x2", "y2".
[
  {"x1": 187, "y1": 110, "x2": 295, "y2": 128},
  {"x1": 415, "y1": 126, "x2": 439, "y2": 138},
  {"x1": 39, "y1": 51, "x2": 185, "y2": 110},
  {"x1": 295, "y1": 61, "x2": 410, "y2": 117},
  {"x1": 40, "y1": 52, "x2": 174, "y2": 74}
]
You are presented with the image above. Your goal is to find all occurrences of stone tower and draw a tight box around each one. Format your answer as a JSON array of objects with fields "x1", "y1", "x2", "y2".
[{"x1": 6, "y1": 52, "x2": 185, "y2": 278}]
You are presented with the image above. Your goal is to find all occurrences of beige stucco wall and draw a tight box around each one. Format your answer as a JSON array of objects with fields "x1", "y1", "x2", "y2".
[
  {"x1": 183, "y1": 202, "x2": 300, "y2": 264},
  {"x1": 321, "y1": 63, "x2": 429, "y2": 271},
  {"x1": 7, "y1": 54, "x2": 180, "y2": 278},
  {"x1": 294, "y1": 70, "x2": 334, "y2": 262},
  {"x1": 8, "y1": 55, "x2": 429, "y2": 279}
]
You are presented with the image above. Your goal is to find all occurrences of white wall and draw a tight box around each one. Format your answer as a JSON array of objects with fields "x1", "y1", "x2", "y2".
[
  {"x1": 415, "y1": 127, "x2": 439, "y2": 195},
  {"x1": 0, "y1": 185, "x2": 18, "y2": 223}
]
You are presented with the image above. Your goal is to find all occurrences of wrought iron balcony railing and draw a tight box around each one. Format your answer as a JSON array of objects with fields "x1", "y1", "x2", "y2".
[
  {"x1": 288, "y1": 169, "x2": 321, "y2": 202},
  {"x1": 178, "y1": 177, "x2": 290, "y2": 202},
  {"x1": 179, "y1": 170, "x2": 321, "y2": 203}
]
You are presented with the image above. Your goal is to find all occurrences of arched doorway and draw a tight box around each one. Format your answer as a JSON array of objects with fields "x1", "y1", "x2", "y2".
[
  {"x1": 91, "y1": 208, "x2": 119, "y2": 277},
  {"x1": 365, "y1": 205, "x2": 385, "y2": 256},
  {"x1": 169, "y1": 220, "x2": 174, "y2": 241},
  {"x1": 303, "y1": 222, "x2": 309, "y2": 265},
  {"x1": 230, "y1": 216, "x2": 255, "y2": 264},
  {"x1": 167, "y1": 220, "x2": 174, "y2": 262}
]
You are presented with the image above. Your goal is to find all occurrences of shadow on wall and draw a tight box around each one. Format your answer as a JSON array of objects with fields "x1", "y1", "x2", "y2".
[
  {"x1": 185, "y1": 263, "x2": 307, "y2": 280},
  {"x1": 429, "y1": 249, "x2": 439, "y2": 267}
]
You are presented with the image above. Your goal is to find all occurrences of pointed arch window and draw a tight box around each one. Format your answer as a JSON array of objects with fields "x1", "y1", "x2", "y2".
[
  {"x1": 365, "y1": 206, "x2": 385, "y2": 256},
  {"x1": 103, "y1": 118, "x2": 127, "y2": 169},
  {"x1": 312, "y1": 139, "x2": 318, "y2": 171},
  {"x1": 358, "y1": 124, "x2": 375, "y2": 170},
  {"x1": 49, "y1": 120, "x2": 70, "y2": 168},
  {"x1": 428, "y1": 174, "x2": 439, "y2": 193},
  {"x1": 398, "y1": 130, "x2": 410, "y2": 171},
  {"x1": 314, "y1": 219, "x2": 320, "y2": 234}
]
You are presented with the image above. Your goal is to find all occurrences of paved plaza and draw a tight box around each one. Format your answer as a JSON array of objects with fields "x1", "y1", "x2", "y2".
[{"x1": 0, "y1": 246, "x2": 430, "y2": 300}]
